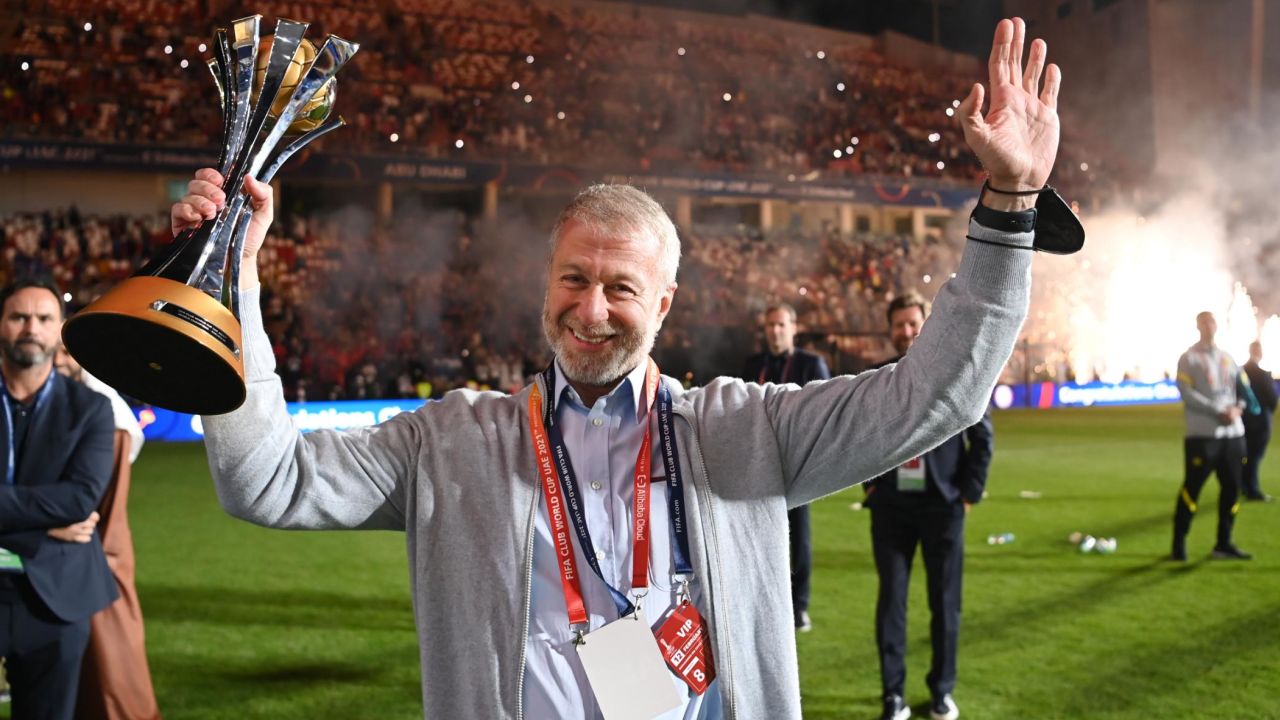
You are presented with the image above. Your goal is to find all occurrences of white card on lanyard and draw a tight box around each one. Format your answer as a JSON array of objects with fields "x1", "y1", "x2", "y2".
[
  {"x1": 897, "y1": 456, "x2": 926, "y2": 492},
  {"x1": 576, "y1": 616, "x2": 683, "y2": 720}
]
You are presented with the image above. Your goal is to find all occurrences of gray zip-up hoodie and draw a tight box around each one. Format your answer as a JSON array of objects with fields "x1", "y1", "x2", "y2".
[{"x1": 202, "y1": 219, "x2": 1032, "y2": 719}]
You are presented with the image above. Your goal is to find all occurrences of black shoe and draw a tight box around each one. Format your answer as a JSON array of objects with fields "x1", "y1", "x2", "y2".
[
  {"x1": 1211, "y1": 544, "x2": 1253, "y2": 560},
  {"x1": 796, "y1": 610, "x2": 812, "y2": 633},
  {"x1": 1245, "y1": 493, "x2": 1274, "y2": 502},
  {"x1": 1170, "y1": 544, "x2": 1187, "y2": 562},
  {"x1": 880, "y1": 694, "x2": 910, "y2": 720},
  {"x1": 929, "y1": 693, "x2": 959, "y2": 720}
]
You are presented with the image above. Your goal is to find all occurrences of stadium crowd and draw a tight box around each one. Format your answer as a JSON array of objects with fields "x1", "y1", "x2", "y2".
[
  {"x1": 0, "y1": 0, "x2": 1104, "y2": 196},
  {"x1": 0, "y1": 205, "x2": 962, "y2": 401}
]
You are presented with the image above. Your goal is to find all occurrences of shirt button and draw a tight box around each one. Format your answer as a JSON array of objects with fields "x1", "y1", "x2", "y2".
[
  {"x1": 591, "y1": 481, "x2": 603, "y2": 491},
  {"x1": 592, "y1": 418, "x2": 604, "y2": 427},
  {"x1": 595, "y1": 550, "x2": 605, "y2": 560}
]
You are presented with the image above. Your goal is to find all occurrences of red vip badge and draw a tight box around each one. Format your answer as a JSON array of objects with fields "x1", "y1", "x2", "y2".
[{"x1": 655, "y1": 601, "x2": 716, "y2": 695}]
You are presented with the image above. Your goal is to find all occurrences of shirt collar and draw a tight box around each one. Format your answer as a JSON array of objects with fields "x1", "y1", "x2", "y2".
[{"x1": 552, "y1": 359, "x2": 652, "y2": 423}]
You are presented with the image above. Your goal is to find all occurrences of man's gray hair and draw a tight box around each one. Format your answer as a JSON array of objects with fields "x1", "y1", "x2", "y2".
[{"x1": 549, "y1": 184, "x2": 681, "y2": 287}]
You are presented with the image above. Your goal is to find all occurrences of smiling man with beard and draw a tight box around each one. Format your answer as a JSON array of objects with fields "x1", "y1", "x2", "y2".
[{"x1": 180, "y1": 18, "x2": 1060, "y2": 719}]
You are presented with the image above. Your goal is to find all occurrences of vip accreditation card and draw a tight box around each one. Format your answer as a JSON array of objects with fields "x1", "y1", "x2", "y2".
[
  {"x1": 577, "y1": 616, "x2": 682, "y2": 720},
  {"x1": 655, "y1": 601, "x2": 715, "y2": 695},
  {"x1": 897, "y1": 456, "x2": 926, "y2": 492}
]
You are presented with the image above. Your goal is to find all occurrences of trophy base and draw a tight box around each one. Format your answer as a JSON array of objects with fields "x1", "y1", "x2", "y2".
[{"x1": 62, "y1": 277, "x2": 247, "y2": 415}]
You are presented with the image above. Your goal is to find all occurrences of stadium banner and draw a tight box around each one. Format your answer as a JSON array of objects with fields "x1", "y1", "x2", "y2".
[
  {"x1": 136, "y1": 399, "x2": 428, "y2": 442},
  {"x1": 137, "y1": 379, "x2": 1187, "y2": 443},
  {"x1": 990, "y1": 379, "x2": 1182, "y2": 410},
  {"x1": 0, "y1": 140, "x2": 218, "y2": 172},
  {"x1": 0, "y1": 139, "x2": 500, "y2": 184},
  {"x1": 587, "y1": 171, "x2": 978, "y2": 208},
  {"x1": 0, "y1": 140, "x2": 978, "y2": 207}
]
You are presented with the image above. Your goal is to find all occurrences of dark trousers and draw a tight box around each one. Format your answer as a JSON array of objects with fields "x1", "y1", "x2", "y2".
[
  {"x1": 870, "y1": 500, "x2": 965, "y2": 698},
  {"x1": 1243, "y1": 417, "x2": 1271, "y2": 498},
  {"x1": 0, "y1": 576, "x2": 91, "y2": 720},
  {"x1": 1173, "y1": 436, "x2": 1245, "y2": 550},
  {"x1": 788, "y1": 506, "x2": 810, "y2": 624}
]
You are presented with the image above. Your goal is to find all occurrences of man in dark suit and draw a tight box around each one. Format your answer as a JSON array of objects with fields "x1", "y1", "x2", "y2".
[
  {"x1": 865, "y1": 291, "x2": 993, "y2": 720},
  {"x1": 0, "y1": 278, "x2": 117, "y2": 720},
  {"x1": 1242, "y1": 340, "x2": 1276, "y2": 502},
  {"x1": 741, "y1": 303, "x2": 830, "y2": 632}
]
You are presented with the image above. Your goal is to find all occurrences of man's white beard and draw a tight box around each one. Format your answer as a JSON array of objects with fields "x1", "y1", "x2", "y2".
[{"x1": 542, "y1": 305, "x2": 652, "y2": 388}]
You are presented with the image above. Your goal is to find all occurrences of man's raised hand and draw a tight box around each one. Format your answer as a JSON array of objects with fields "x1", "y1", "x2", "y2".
[{"x1": 957, "y1": 18, "x2": 1062, "y2": 192}]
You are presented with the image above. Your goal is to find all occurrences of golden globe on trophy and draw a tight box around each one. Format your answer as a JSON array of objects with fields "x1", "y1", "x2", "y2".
[{"x1": 61, "y1": 17, "x2": 358, "y2": 414}]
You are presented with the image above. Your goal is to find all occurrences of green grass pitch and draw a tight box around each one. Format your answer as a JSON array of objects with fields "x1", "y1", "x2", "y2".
[{"x1": 16, "y1": 404, "x2": 1279, "y2": 719}]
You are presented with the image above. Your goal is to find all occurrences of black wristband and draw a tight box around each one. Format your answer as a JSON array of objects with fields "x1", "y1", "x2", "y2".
[
  {"x1": 983, "y1": 179, "x2": 1046, "y2": 196},
  {"x1": 971, "y1": 203, "x2": 1037, "y2": 234}
]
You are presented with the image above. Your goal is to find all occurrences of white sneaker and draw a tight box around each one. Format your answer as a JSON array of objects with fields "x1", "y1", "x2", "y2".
[{"x1": 929, "y1": 694, "x2": 959, "y2": 720}]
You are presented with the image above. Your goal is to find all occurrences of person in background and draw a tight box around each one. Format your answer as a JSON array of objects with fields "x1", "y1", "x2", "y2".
[
  {"x1": 0, "y1": 278, "x2": 116, "y2": 720},
  {"x1": 740, "y1": 303, "x2": 830, "y2": 632},
  {"x1": 55, "y1": 347, "x2": 162, "y2": 720},
  {"x1": 1241, "y1": 340, "x2": 1275, "y2": 502},
  {"x1": 1172, "y1": 311, "x2": 1253, "y2": 561},
  {"x1": 863, "y1": 292, "x2": 994, "y2": 720}
]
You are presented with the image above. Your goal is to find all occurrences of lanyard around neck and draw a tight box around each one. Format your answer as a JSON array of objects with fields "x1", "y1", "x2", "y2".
[
  {"x1": 0, "y1": 370, "x2": 56, "y2": 485},
  {"x1": 528, "y1": 359, "x2": 693, "y2": 630}
]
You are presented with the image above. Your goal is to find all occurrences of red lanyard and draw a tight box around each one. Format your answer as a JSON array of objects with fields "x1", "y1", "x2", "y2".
[{"x1": 527, "y1": 360, "x2": 660, "y2": 627}]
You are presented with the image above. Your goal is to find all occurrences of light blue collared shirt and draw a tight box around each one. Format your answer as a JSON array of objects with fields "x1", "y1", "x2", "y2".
[{"x1": 522, "y1": 361, "x2": 720, "y2": 720}]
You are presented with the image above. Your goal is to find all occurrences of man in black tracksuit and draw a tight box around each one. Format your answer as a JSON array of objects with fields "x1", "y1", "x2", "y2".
[
  {"x1": 741, "y1": 302, "x2": 830, "y2": 632},
  {"x1": 864, "y1": 292, "x2": 993, "y2": 720}
]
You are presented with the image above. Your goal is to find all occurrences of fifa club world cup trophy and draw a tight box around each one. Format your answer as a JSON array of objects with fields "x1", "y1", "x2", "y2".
[{"x1": 61, "y1": 16, "x2": 357, "y2": 414}]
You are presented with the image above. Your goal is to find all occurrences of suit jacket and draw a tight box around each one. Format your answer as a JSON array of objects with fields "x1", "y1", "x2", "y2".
[
  {"x1": 864, "y1": 356, "x2": 994, "y2": 506},
  {"x1": 1243, "y1": 360, "x2": 1277, "y2": 429},
  {"x1": 742, "y1": 348, "x2": 831, "y2": 386},
  {"x1": 0, "y1": 372, "x2": 118, "y2": 622}
]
